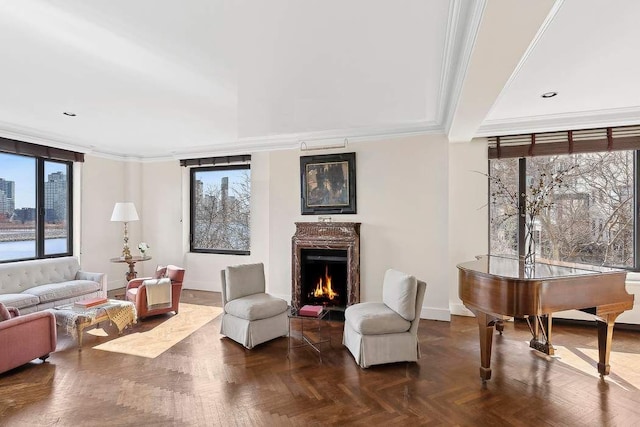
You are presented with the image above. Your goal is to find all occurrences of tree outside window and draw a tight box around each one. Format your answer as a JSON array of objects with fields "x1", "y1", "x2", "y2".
[
  {"x1": 190, "y1": 165, "x2": 251, "y2": 254},
  {"x1": 489, "y1": 151, "x2": 634, "y2": 269}
]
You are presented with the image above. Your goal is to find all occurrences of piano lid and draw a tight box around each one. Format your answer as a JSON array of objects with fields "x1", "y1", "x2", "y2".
[{"x1": 457, "y1": 255, "x2": 623, "y2": 281}]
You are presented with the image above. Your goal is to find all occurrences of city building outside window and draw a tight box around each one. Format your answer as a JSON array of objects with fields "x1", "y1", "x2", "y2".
[
  {"x1": 190, "y1": 164, "x2": 251, "y2": 255},
  {"x1": 0, "y1": 152, "x2": 72, "y2": 262}
]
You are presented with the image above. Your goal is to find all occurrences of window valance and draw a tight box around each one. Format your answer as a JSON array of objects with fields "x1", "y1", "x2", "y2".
[
  {"x1": 0, "y1": 136, "x2": 84, "y2": 162},
  {"x1": 180, "y1": 155, "x2": 251, "y2": 167},
  {"x1": 488, "y1": 125, "x2": 640, "y2": 159}
]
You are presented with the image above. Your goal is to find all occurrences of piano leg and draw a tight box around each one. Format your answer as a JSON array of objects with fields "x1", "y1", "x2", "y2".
[
  {"x1": 596, "y1": 312, "x2": 622, "y2": 376},
  {"x1": 474, "y1": 310, "x2": 498, "y2": 382}
]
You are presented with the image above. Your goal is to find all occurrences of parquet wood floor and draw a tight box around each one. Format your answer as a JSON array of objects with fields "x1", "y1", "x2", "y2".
[{"x1": 2, "y1": 289, "x2": 640, "y2": 426}]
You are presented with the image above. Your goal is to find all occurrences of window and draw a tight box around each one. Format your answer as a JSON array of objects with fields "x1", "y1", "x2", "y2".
[
  {"x1": 0, "y1": 152, "x2": 73, "y2": 262},
  {"x1": 489, "y1": 151, "x2": 635, "y2": 269},
  {"x1": 190, "y1": 164, "x2": 251, "y2": 255}
]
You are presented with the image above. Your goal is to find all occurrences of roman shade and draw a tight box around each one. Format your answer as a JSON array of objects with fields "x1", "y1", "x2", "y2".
[
  {"x1": 0, "y1": 136, "x2": 84, "y2": 162},
  {"x1": 180, "y1": 154, "x2": 250, "y2": 167},
  {"x1": 488, "y1": 125, "x2": 640, "y2": 159}
]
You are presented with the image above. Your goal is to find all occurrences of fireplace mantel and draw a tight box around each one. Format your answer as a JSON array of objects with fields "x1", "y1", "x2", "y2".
[{"x1": 291, "y1": 222, "x2": 361, "y2": 309}]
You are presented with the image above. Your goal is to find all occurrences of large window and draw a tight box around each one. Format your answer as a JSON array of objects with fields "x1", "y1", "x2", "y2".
[
  {"x1": 0, "y1": 152, "x2": 73, "y2": 262},
  {"x1": 190, "y1": 164, "x2": 251, "y2": 255},
  {"x1": 489, "y1": 151, "x2": 635, "y2": 269}
]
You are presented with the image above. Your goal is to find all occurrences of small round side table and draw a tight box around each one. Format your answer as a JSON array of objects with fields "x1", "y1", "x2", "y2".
[{"x1": 110, "y1": 255, "x2": 152, "y2": 282}]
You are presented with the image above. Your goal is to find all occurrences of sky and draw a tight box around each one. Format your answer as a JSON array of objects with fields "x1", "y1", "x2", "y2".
[
  {"x1": 195, "y1": 168, "x2": 248, "y2": 193},
  {"x1": 0, "y1": 153, "x2": 66, "y2": 209}
]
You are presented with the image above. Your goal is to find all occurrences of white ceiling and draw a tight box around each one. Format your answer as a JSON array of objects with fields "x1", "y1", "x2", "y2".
[{"x1": 0, "y1": 0, "x2": 638, "y2": 160}]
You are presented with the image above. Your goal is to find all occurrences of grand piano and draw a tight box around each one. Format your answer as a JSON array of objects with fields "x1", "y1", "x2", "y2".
[{"x1": 457, "y1": 255, "x2": 634, "y2": 382}]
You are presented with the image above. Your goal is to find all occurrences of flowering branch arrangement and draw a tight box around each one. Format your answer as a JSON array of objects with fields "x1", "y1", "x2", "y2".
[
  {"x1": 485, "y1": 163, "x2": 579, "y2": 264},
  {"x1": 138, "y1": 242, "x2": 150, "y2": 254},
  {"x1": 489, "y1": 167, "x2": 577, "y2": 222}
]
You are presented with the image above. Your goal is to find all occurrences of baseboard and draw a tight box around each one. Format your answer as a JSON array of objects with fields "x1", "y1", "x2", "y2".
[
  {"x1": 420, "y1": 306, "x2": 451, "y2": 321},
  {"x1": 450, "y1": 303, "x2": 474, "y2": 317},
  {"x1": 183, "y1": 281, "x2": 220, "y2": 292}
]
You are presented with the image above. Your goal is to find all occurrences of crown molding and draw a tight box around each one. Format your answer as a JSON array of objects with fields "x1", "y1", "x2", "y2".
[
  {"x1": 0, "y1": 119, "x2": 443, "y2": 163},
  {"x1": 170, "y1": 120, "x2": 444, "y2": 160},
  {"x1": 0, "y1": 120, "x2": 95, "y2": 155},
  {"x1": 438, "y1": 0, "x2": 487, "y2": 133},
  {"x1": 476, "y1": 106, "x2": 640, "y2": 137},
  {"x1": 434, "y1": 0, "x2": 462, "y2": 126}
]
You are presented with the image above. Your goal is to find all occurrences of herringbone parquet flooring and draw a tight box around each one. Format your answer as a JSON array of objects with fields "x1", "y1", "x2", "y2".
[{"x1": 2, "y1": 290, "x2": 640, "y2": 426}]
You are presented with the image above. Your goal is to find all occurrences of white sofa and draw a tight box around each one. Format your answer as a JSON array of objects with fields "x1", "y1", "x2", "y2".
[{"x1": 0, "y1": 257, "x2": 106, "y2": 314}]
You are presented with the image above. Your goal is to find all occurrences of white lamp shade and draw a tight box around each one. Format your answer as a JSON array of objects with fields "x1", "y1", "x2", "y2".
[{"x1": 110, "y1": 202, "x2": 139, "y2": 222}]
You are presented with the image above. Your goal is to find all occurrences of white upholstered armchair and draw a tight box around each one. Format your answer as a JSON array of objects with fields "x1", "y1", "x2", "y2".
[
  {"x1": 220, "y1": 263, "x2": 288, "y2": 349},
  {"x1": 343, "y1": 269, "x2": 427, "y2": 368}
]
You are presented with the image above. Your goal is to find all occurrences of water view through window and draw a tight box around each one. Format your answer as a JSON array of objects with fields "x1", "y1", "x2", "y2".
[{"x1": 0, "y1": 152, "x2": 71, "y2": 261}]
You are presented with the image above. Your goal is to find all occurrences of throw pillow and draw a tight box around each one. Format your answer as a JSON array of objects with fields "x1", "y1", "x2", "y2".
[
  {"x1": 0, "y1": 302, "x2": 14, "y2": 321},
  {"x1": 225, "y1": 263, "x2": 265, "y2": 301},
  {"x1": 153, "y1": 265, "x2": 168, "y2": 279},
  {"x1": 382, "y1": 269, "x2": 418, "y2": 321}
]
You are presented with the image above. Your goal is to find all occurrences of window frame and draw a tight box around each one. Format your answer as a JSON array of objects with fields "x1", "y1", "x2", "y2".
[
  {"x1": 189, "y1": 164, "x2": 251, "y2": 256},
  {"x1": 488, "y1": 152, "x2": 638, "y2": 271},
  {"x1": 0, "y1": 153, "x2": 73, "y2": 263}
]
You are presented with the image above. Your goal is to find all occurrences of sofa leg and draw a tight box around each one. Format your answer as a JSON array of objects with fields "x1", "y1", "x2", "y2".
[{"x1": 39, "y1": 354, "x2": 50, "y2": 362}]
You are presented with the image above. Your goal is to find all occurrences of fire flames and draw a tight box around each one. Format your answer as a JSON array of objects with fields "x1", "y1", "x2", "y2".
[{"x1": 313, "y1": 266, "x2": 339, "y2": 300}]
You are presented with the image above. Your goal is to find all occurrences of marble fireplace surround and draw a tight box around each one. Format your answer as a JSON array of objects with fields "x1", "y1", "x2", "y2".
[{"x1": 291, "y1": 222, "x2": 361, "y2": 309}]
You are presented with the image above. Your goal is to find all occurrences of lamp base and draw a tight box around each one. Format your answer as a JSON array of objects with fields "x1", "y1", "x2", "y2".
[{"x1": 122, "y1": 221, "x2": 132, "y2": 259}]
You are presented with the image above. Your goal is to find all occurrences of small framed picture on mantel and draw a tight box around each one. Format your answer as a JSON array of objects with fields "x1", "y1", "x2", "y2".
[{"x1": 300, "y1": 152, "x2": 357, "y2": 215}]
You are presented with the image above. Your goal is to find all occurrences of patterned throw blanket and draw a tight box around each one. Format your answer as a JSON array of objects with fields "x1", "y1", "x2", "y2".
[
  {"x1": 55, "y1": 301, "x2": 137, "y2": 338},
  {"x1": 104, "y1": 303, "x2": 137, "y2": 332}
]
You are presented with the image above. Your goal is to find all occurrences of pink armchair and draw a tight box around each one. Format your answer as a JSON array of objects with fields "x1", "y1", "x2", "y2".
[
  {"x1": 0, "y1": 303, "x2": 57, "y2": 375},
  {"x1": 125, "y1": 265, "x2": 185, "y2": 320}
]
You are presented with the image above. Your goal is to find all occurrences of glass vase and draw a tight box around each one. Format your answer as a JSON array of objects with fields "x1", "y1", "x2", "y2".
[{"x1": 524, "y1": 220, "x2": 536, "y2": 277}]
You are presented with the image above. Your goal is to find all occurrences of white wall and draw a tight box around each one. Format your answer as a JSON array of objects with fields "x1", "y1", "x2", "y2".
[
  {"x1": 448, "y1": 139, "x2": 489, "y2": 316},
  {"x1": 137, "y1": 161, "x2": 184, "y2": 276},
  {"x1": 268, "y1": 134, "x2": 451, "y2": 320},
  {"x1": 166, "y1": 151, "x2": 270, "y2": 292},
  {"x1": 90, "y1": 134, "x2": 454, "y2": 319},
  {"x1": 77, "y1": 135, "x2": 640, "y2": 323},
  {"x1": 79, "y1": 155, "x2": 141, "y2": 288}
]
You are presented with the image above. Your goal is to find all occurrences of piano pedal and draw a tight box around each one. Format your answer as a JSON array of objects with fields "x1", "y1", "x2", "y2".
[{"x1": 529, "y1": 338, "x2": 555, "y2": 356}]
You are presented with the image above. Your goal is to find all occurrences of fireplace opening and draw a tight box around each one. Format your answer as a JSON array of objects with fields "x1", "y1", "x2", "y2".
[{"x1": 300, "y1": 248, "x2": 348, "y2": 308}]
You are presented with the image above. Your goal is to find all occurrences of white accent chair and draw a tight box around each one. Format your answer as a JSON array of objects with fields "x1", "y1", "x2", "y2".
[
  {"x1": 220, "y1": 263, "x2": 288, "y2": 349},
  {"x1": 343, "y1": 269, "x2": 427, "y2": 368}
]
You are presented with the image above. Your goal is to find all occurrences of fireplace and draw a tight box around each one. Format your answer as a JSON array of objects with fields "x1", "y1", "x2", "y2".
[
  {"x1": 292, "y1": 222, "x2": 360, "y2": 311},
  {"x1": 300, "y1": 248, "x2": 348, "y2": 307}
]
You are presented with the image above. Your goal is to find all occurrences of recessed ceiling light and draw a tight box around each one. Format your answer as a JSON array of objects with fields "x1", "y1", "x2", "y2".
[
  {"x1": 541, "y1": 92, "x2": 558, "y2": 98},
  {"x1": 63, "y1": 112, "x2": 77, "y2": 117}
]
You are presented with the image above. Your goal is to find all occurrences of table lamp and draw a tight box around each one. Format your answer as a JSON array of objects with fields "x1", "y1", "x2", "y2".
[{"x1": 110, "y1": 202, "x2": 139, "y2": 259}]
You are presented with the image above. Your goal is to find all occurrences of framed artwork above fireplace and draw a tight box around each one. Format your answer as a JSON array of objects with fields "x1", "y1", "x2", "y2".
[{"x1": 300, "y1": 152, "x2": 356, "y2": 215}]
